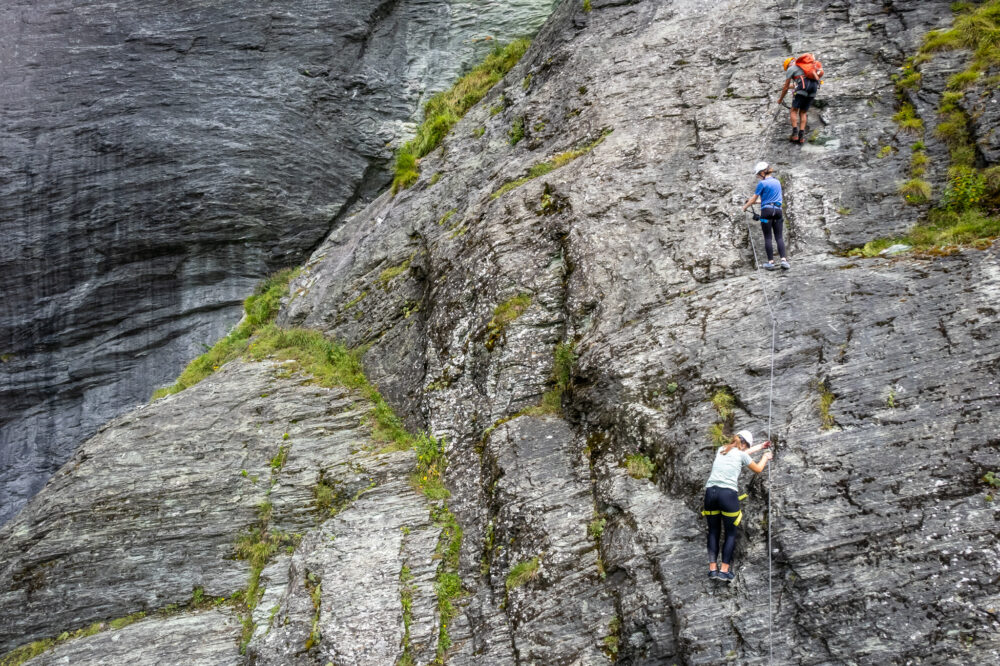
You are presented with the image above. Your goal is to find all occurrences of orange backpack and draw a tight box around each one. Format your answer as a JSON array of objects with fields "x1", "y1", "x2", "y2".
[{"x1": 794, "y1": 53, "x2": 824, "y2": 80}]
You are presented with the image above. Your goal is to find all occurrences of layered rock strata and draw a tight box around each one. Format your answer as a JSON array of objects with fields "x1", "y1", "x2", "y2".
[
  {"x1": 2, "y1": 0, "x2": 1000, "y2": 664},
  {"x1": 0, "y1": 0, "x2": 557, "y2": 526}
]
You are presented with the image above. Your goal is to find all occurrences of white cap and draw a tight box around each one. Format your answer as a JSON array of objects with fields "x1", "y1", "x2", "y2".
[
  {"x1": 753, "y1": 161, "x2": 769, "y2": 175},
  {"x1": 736, "y1": 430, "x2": 754, "y2": 447}
]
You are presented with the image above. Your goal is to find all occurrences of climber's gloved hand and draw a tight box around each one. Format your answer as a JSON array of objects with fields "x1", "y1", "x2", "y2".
[{"x1": 761, "y1": 440, "x2": 771, "y2": 449}]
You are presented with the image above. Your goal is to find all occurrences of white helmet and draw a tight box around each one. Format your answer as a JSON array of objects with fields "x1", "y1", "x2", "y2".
[
  {"x1": 753, "y1": 161, "x2": 769, "y2": 175},
  {"x1": 736, "y1": 430, "x2": 754, "y2": 447}
]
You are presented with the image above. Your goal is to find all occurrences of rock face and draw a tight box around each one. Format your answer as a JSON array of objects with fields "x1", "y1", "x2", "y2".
[
  {"x1": 2, "y1": 0, "x2": 1000, "y2": 665},
  {"x1": 0, "y1": 0, "x2": 558, "y2": 527}
]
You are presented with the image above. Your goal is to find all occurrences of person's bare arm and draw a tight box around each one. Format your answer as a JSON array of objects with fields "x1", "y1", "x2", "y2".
[
  {"x1": 742, "y1": 193, "x2": 760, "y2": 211},
  {"x1": 748, "y1": 451, "x2": 773, "y2": 474},
  {"x1": 746, "y1": 441, "x2": 770, "y2": 455},
  {"x1": 777, "y1": 78, "x2": 791, "y2": 104}
]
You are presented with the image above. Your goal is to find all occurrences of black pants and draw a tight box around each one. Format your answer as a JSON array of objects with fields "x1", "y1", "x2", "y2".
[
  {"x1": 760, "y1": 206, "x2": 786, "y2": 261},
  {"x1": 704, "y1": 486, "x2": 741, "y2": 565}
]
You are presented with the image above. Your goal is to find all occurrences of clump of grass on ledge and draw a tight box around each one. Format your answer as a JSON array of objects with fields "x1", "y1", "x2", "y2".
[
  {"x1": 392, "y1": 39, "x2": 531, "y2": 194},
  {"x1": 151, "y1": 268, "x2": 299, "y2": 400},
  {"x1": 848, "y1": 207, "x2": 1000, "y2": 257},
  {"x1": 625, "y1": 453, "x2": 655, "y2": 480},
  {"x1": 899, "y1": 178, "x2": 932, "y2": 205},
  {"x1": 485, "y1": 293, "x2": 532, "y2": 349},
  {"x1": 892, "y1": 103, "x2": 923, "y2": 133},
  {"x1": 505, "y1": 556, "x2": 540, "y2": 590},
  {"x1": 490, "y1": 128, "x2": 613, "y2": 200}
]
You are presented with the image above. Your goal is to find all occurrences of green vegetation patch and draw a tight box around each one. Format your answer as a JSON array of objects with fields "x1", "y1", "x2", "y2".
[
  {"x1": 505, "y1": 556, "x2": 540, "y2": 590},
  {"x1": 431, "y1": 503, "x2": 464, "y2": 663},
  {"x1": 484, "y1": 293, "x2": 532, "y2": 349},
  {"x1": 377, "y1": 254, "x2": 413, "y2": 289},
  {"x1": 490, "y1": 129, "x2": 613, "y2": 200},
  {"x1": 817, "y1": 381, "x2": 835, "y2": 430},
  {"x1": 603, "y1": 616, "x2": 621, "y2": 658},
  {"x1": 151, "y1": 268, "x2": 299, "y2": 399},
  {"x1": 392, "y1": 39, "x2": 531, "y2": 194},
  {"x1": 625, "y1": 453, "x2": 656, "y2": 480},
  {"x1": 414, "y1": 432, "x2": 450, "y2": 500},
  {"x1": 399, "y1": 564, "x2": 416, "y2": 665}
]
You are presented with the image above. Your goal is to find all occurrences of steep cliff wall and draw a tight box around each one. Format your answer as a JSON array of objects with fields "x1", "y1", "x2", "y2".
[
  {"x1": 0, "y1": 0, "x2": 557, "y2": 526},
  {"x1": 2, "y1": 1, "x2": 999, "y2": 664}
]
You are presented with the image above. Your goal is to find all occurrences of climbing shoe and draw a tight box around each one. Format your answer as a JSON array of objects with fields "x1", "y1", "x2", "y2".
[
  {"x1": 717, "y1": 571, "x2": 735, "y2": 583},
  {"x1": 709, "y1": 569, "x2": 720, "y2": 580},
  {"x1": 763, "y1": 261, "x2": 778, "y2": 271},
  {"x1": 780, "y1": 259, "x2": 790, "y2": 270}
]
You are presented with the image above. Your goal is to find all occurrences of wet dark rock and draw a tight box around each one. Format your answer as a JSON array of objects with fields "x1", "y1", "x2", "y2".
[
  {"x1": 0, "y1": 0, "x2": 558, "y2": 527},
  {"x1": 3, "y1": 1, "x2": 1000, "y2": 665}
]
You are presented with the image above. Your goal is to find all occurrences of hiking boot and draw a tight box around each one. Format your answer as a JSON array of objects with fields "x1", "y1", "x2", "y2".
[
  {"x1": 780, "y1": 259, "x2": 790, "y2": 270},
  {"x1": 798, "y1": 133, "x2": 806, "y2": 144},
  {"x1": 789, "y1": 129, "x2": 799, "y2": 142},
  {"x1": 763, "y1": 261, "x2": 777, "y2": 271}
]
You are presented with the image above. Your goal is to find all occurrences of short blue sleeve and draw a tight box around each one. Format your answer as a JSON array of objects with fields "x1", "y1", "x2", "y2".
[{"x1": 755, "y1": 181, "x2": 764, "y2": 196}]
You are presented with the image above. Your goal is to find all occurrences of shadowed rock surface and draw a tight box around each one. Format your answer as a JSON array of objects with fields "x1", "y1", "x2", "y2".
[
  {"x1": 2, "y1": 0, "x2": 1000, "y2": 664},
  {"x1": 0, "y1": 0, "x2": 557, "y2": 527}
]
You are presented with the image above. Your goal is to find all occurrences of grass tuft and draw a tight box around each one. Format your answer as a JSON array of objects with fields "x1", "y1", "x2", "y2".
[
  {"x1": 392, "y1": 39, "x2": 530, "y2": 194},
  {"x1": 490, "y1": 129, "x2": 612, "y2": 199},
  {"x1": 485, "y1": 293, "x2": 532, "y2": 349},
  {"x1": 625, "y1": 453, "x2": 656, "y2": 480},
  {"x1": 505, "y1": 556, "x2": 541, "y2": 590},
  {"x1": 151, "y1": 268, "x2": 299, "y2": 400}
]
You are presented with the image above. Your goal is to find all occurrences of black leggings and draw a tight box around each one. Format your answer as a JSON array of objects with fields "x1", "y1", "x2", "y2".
[
  {"x1": 760, "y1": 206, "x2": 786, "y2": 261},
  {"x1": 704, "y1": 486, "x2": 741, "y2": 565}
]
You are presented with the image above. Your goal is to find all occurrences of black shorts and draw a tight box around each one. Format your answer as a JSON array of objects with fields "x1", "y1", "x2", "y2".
[{"x1": 792, "y1": 94, "x2": 813, "y2": 111}]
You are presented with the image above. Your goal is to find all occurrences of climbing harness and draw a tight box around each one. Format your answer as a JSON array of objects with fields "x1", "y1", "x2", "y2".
[{"x1": 701, "y1": 491, "x2": 749, "y2": 525}]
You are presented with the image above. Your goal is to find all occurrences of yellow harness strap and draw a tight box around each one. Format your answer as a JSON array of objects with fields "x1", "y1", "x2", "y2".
[
  {"x1": 701, "y1": 510, "x2": 720, "y2": 516},
  {"x1": 722, "y1": 510, "x2": 743, "y2": 526}
]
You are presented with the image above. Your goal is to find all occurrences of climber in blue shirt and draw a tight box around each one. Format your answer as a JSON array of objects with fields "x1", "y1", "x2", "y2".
[{"x1": 741, "y1": 161, "x2": 790, "y2": 271}]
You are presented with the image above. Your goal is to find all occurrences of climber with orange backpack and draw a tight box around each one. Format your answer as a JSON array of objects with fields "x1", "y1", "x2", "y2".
[{"x1": 778, "y1": 53, "x2": 824, "y2": 144}]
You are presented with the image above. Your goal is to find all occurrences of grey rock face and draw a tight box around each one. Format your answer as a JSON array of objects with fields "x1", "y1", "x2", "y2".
[
  {"x1": 0, "y1": 359, "x2": 428, "y2": 657},
  {"x1": 23, "y1": 610, "x2": 243, "y2": 666},
  {"x1": 3, "y1": 0, "x2": 1000, "y2": 665},
  {"x1": 279, "y1": 0, "x2": 1000, "y2": 662},
  {"x1": 0, "y1": 0, "x2": 558, "y2": 527}
]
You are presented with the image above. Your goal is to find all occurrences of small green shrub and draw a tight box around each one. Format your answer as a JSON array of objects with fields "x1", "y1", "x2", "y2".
[
  {"x1": 711, "y1": 389, "x2": 735, "y2": 419},
  {"x1": 942, "y1": 165, "x2": 986, "y2": 211},
  {"x1": 625, "y1": 453, "x2": 655, "y2": 480},
  {"x1": 508, "y1": 116, "x2": 526, "y2": 145},
  {"x1": 583, "y1": 0, "x2": 593, "y2": 11},
  {"x1": 899, "y1": 178, "x2": 932, "y2": 204},
  {"x1": 588, "y1": 517, "x2": 606, "y2": 540},
  {"x1": 877, "y1": 145, "x2": 893, "y2": 159},
  {"x1": 709, "y1": 422, "x2": 729, "y2": 447},
  {"x1": 506, "y1": 557, "x2": 540, "y2": 590},
  {"x1": 892, "y1": 104, "x2": 923, "y2": 132}
]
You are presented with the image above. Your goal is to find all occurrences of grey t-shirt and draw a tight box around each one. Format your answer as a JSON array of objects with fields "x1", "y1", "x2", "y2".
[
  {"x1": 785, "y1": 64, "x2": 805, "y2": 80},
  {"x1": 705, "y1": 448, "x2": 751, "y2": 492}
]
